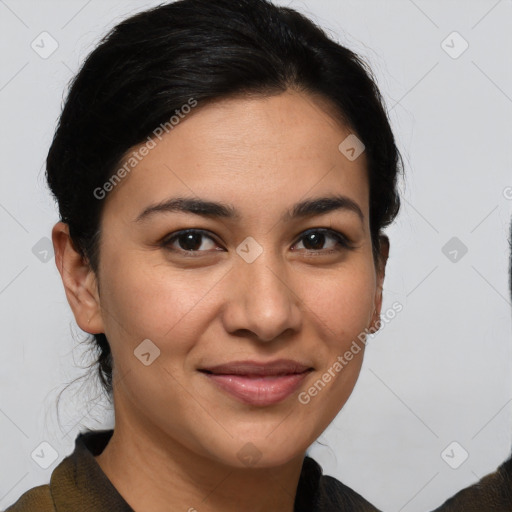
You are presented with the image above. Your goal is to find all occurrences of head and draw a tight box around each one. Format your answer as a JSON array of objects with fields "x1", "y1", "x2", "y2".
[{"x1": 49, "y1": 0, "x2": 402, "y2": 468}]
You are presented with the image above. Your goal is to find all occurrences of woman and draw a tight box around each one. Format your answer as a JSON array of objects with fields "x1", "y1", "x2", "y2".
[{"x1": 5, "y1": 0, "x2": 402, "y2": 510}]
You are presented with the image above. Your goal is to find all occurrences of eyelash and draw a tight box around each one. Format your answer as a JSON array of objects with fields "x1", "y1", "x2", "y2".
[{"x1": 160, "y1": 228, "x2": 353, "y2": 257}]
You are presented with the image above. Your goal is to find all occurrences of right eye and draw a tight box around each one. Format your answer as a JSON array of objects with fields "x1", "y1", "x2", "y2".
[{"x1": 161, "y1": 229, "x2": 224, "y2": 256}]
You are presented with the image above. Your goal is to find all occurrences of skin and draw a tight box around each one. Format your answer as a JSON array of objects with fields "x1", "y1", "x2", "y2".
[{"x1": 52, "y1": 89, "x2": 389, "y2": 512}]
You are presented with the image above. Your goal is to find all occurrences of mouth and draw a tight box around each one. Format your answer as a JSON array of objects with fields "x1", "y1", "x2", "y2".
[{"x1": 198, "y1": 359, "x2": 314, "y2": 406}]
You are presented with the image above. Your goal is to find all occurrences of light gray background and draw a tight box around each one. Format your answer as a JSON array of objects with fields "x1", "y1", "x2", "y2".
[{"x1": 1, "y1": 1, "x2": 511, "y2": 511}]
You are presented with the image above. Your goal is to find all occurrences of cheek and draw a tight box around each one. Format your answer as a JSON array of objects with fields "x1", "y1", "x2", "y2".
[
  {"x1": 99, "y1": 254, "x2": 222, "y2": 348},
  {"x1": 297, "y1": 264, "x2": 376, "y2": 421},
  {"x1": 304, "y1": 262, "x2": 377, "y2": 345}
]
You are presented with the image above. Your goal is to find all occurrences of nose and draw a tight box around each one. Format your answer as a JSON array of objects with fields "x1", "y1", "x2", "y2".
[{"x1": 221, "y1": 252, "x2": 303, "y2": 342}]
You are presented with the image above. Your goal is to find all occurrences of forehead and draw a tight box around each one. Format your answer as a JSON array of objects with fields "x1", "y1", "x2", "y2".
[{"x1": 102, "y1": 90, "x2": 370, "y2": 222}]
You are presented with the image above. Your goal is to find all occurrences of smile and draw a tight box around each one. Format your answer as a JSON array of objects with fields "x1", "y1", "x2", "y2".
[{"x1": 201, "y1": 372, "x2": 312, "y2": 406}]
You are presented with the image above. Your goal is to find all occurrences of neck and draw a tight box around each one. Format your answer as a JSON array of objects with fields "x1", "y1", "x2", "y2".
[{"x1": 95, "y1": 415, "x2": 306, "y2": 512}]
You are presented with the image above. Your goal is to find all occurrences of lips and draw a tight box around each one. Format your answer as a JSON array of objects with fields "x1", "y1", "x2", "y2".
[
  {"x1": 200, "y1": 359, "x2": 313, "y2": 376},
  {"x1": 198, "y1": 359, "x2": 313, "y2": 406}
]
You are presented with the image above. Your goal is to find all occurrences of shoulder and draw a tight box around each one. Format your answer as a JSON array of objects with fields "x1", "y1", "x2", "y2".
[
  {"x1": 296, "y1": 456, "x2": 380, "y2": 512},
  {"x1": 433, "y1": 456, "x2": 512, "y2": 511},
  {"x1": 3, "y1": 484, "x2": 55, "y2": 512},
  {"x1": 3, "y1": 429, "x2": 115, "y2": 512},
  {"x1": 317, "y1": 474, "x2": 380, "y2": 511}
]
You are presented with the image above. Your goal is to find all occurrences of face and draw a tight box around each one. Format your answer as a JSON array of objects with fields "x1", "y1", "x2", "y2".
[{"x1": 56, "y1": 90, "x2": 387, "y2": 468}]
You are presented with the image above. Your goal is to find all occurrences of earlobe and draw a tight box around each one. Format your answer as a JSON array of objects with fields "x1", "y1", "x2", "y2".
[{"x1": 51, "y1": 222, "x2": 104, "y2": 334}]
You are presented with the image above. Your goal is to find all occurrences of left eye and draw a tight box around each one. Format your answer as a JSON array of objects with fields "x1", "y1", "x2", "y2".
[
  {"x1": 292, "y1": 228, "x2": 350, "y2": 252},
  {"x1": 162, "y1": 228, "x2": 350, "y2": 255}
]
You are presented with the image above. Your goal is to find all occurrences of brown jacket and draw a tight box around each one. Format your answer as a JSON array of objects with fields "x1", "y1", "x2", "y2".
[
  {"x1": 433, "y1": 457, "x2": 512, "y2": 511},
  {"x1": 4, "y1": 429, "x2": 380, "y2": 512}
]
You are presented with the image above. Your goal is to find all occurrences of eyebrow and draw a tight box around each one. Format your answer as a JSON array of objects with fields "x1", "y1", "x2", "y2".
[{"x1": 134, "y1": 194, "x2": 364, "y2": 224}]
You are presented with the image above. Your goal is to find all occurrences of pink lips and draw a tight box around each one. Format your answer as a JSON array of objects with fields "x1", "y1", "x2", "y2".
[{"x1": 199, "y1": 359, "x2": 313, "y2": 406}]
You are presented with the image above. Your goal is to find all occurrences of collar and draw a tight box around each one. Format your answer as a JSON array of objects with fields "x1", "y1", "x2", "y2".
[{"x1": 50, "y1": 429, "x2": 134, "y2": 512}]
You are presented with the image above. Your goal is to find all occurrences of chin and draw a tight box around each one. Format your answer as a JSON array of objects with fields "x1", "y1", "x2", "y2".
[
  {"x1": 197, "y1": 429, "x2": 310, "y2": 470},
  {"x1": 241, "y1": 432, "x2": 312, "y2": 468}
]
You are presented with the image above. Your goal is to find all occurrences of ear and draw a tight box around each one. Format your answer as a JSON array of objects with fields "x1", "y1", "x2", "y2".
[
  {"x1": 369, "y1": 234, "x2": 389, "y2": 331},
  {"x1": 51, "y1": 222, "x2": 104, "y2": 334}
]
